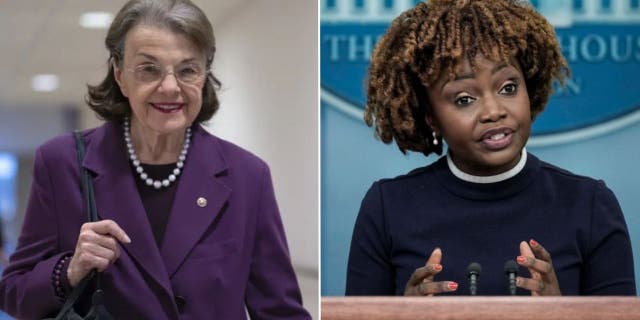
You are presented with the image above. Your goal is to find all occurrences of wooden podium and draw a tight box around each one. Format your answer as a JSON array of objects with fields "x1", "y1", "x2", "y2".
[{"x1": 321, "y1": 296, "x2": 640, "y2": 320}]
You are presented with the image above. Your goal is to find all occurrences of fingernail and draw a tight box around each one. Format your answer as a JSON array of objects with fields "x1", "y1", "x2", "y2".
[
  {"x1": 434, "y1": 264, "x2": 442, "y2": 271},
  {"x1": 448, "y1": 282, "x2": 458, "y2": 291},
  {"x1": 516, "y1": 277, "x2": 522, "y2": 286},
  {"x1": 517, "y1": 256, "x2": 526, "y2": 264},
  {"x1": 530, "y1": 239, "x2": 538, "y2": 247},
  {"x1": 125, "y1": 235, "x2": 132, "y2": 243}
]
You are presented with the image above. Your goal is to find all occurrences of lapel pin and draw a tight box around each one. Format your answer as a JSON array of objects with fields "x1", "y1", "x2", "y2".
[{"x1": 197, "y1": 197, "x2": 207, "y2": 208}]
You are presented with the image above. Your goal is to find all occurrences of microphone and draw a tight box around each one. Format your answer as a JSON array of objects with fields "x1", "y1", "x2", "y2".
[
  {"x1": 466, "y1": 262, "x2": 482, "y2": 296},
  {"x1": 504, "y1": 260, "x2": 518, "y2": 296}
]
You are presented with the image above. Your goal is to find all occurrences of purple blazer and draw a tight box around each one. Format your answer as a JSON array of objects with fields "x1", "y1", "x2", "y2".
[{"x1": 0, "y1": 121, "x2": 310, "y2": 319}]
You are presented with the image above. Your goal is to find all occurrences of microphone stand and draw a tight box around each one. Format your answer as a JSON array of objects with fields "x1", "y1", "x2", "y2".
[
  {"x1": 466, "y1": 262, "x2": 482, "y2": 296},
  {"x1": 504, "y1": 260, "x2": 518, "y2": 296}
]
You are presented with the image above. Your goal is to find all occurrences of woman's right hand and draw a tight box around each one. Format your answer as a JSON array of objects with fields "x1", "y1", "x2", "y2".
[
  {"x1": 403, "y1": 248, "x2": 458, "y2": 296},
  {"x1": 67, "y1": 220, "x2": 131, "y2": 287}
]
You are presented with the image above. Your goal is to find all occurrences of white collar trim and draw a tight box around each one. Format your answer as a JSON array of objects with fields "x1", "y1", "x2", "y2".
[{"x1": 447, "y1": 148, "x2": 527, "y2": 184}]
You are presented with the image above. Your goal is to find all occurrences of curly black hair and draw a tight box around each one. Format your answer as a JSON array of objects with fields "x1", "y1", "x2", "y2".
[{"x1": 364, "y1": 0, "x2": 569, "y2": 156}]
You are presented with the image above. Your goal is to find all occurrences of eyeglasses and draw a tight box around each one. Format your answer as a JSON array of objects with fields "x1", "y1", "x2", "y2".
[{"x1": 125, "y1": 63, "x2": 206, "y2": 84}]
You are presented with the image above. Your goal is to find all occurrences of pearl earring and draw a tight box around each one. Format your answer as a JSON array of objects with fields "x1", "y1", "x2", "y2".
[{"x1": 432, "y1": 131, "x2": 438, "y2": 146}]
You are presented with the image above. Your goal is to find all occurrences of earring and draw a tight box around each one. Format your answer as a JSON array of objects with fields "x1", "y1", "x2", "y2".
[{"x1": 432, "y1": 131, "x2": 438, "y2": 146}]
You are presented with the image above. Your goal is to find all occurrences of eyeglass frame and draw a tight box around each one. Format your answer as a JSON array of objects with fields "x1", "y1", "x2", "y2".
[{"x1": 121, "y1": 61, "x2": 208, "y2": 85}]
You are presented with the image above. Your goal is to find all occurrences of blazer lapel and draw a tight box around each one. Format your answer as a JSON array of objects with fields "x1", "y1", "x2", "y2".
[
  {"x1": 160, "y1": 125, "x2": 231, "y2": 277},
  {"x1": 82, "y1": 122, "x2": 173, "y2": 296}
]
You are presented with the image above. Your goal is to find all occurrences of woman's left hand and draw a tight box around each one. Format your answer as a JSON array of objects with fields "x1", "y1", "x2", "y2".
[{"x1": 515, "y1": 239, "x2": 561, "y2": 296}]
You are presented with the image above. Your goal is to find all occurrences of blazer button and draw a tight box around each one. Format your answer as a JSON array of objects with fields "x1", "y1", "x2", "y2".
[{"x1": 174, "y1": 295, "x2": 186, "y2": 313}]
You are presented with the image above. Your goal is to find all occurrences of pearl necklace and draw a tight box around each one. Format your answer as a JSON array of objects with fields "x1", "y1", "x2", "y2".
[{"x1": 123, "y1": 117, "x2": 191, "y2": 189}]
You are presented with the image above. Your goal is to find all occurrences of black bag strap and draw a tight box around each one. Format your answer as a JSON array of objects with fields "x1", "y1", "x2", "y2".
[
  {"x1": 73, "y1": 130, "x2": 102, "y2": 292},
  {"x1": 53, "y1": 270, "x2": 96, "y2": 320},
  {"x1": 51, "y1": 131, "x2": 107, "y2": 320},
  {"x1": 74, "y1": 130, "x2": 97, "y2": 223}
]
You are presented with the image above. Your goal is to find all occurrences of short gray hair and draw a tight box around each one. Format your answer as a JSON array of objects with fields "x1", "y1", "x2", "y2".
[{"x1": 86, "y1": 0, "x2": 221, "y2": 123}]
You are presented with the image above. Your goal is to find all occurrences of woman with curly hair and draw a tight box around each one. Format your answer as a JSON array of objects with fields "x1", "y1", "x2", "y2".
[{"x1": 347, "y1": 0, "x2": 635, "y2": 296}]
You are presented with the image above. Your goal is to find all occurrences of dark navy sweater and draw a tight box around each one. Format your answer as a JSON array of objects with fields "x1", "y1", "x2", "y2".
[{"x1": 346, "y1": 153, "x2": 636, "y2": 295}]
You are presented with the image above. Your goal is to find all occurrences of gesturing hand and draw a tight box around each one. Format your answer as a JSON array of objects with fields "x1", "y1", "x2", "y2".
[
  {"x1": 67, "y1": 220, "x2": 131, "y2": 287},
  {"x1": 516, "y1": 239, "x2": 561, "y2": 296},
  {"x1": 404, "y1": 248, "x2": 458, "y2": 296}
]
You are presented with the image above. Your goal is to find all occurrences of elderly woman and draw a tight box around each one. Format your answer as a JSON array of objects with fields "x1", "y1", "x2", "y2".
[{"x1": 0, "y1": 0, "x2": 310, "y2": 319}]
